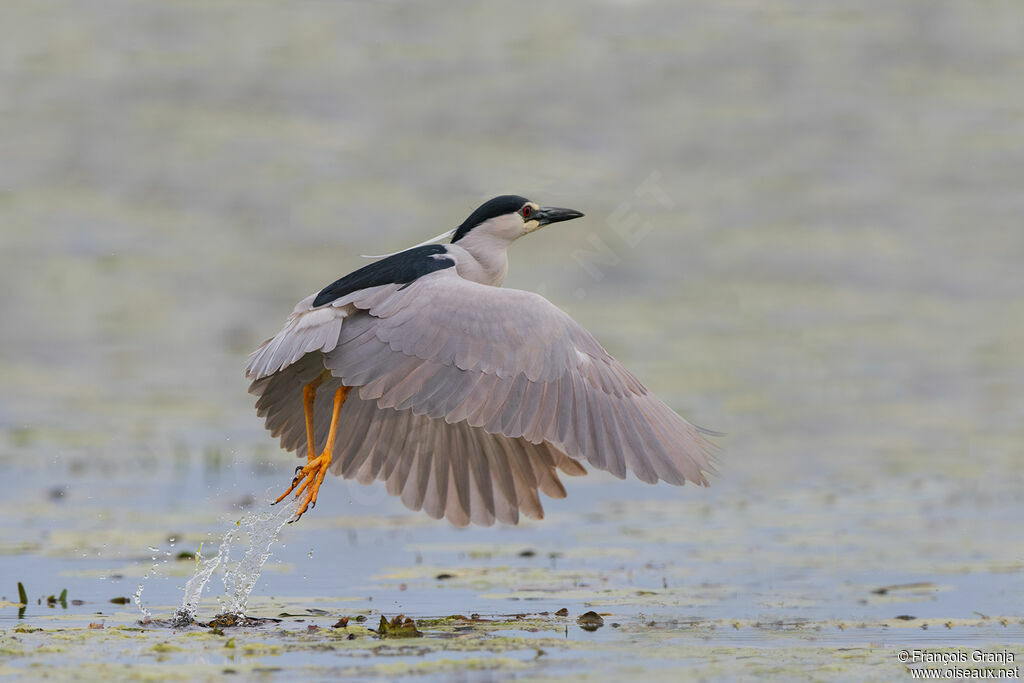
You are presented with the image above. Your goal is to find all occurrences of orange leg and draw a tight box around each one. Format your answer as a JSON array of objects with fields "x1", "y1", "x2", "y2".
[
  {"x1": 274, "y1": 385, "x2": 351, "y2": 522},
  {"x1": 302, "y1": 374, "x2": 326, "y2": 463}
]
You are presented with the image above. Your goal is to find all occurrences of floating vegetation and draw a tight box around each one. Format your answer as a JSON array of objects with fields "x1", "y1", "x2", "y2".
[
  {"x1": 5, "y1": 610, "x2": 1022, "y2": 681},
  {"x1": 375, "y1": 615, "x2": 423, "y2": 639},
  {"x1": 202, "y1": 613, "x2": 282, "y2": 630}
]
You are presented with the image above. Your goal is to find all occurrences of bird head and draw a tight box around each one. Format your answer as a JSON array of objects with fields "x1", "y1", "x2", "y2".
[{"x1": 451, "y1": 195, "x2": 584, "y2": 244}]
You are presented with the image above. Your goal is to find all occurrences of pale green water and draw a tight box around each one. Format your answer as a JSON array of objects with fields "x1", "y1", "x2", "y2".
[{"x1": 2, "y1": 1, "x2": 1023, "y2": 680}]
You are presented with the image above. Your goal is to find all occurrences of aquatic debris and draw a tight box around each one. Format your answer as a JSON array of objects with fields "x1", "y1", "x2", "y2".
[
  {"x1": 376, "y1": 615, "x2": 423, "y2": 639},
  {"x1": 555, "y1": 608, "x2": 569, "y2": 617},
  {"x1": 577, "y1": 612, "x2": 605, "y2": 632},
  {"x1": 44, "y1": 589, "x2": 68, "y2": 609},
  {"x1": 202, "y1": 613, "x2": 282, "y2": 630},
  {"x1": 435, "y1": 573, "x2": 455, "y2": 580},
  {"x1": 872, "y1": 582, "x2": 935, "y2": 595}
]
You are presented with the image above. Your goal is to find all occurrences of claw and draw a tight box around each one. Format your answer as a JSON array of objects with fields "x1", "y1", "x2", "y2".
[{"x1": 274, "y1": 453, "x2": 330, "y2": 522}]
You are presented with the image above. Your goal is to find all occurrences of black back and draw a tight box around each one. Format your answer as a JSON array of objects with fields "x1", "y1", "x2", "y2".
[
  {"x1": 312, "y1": 244, "x2": 455, "y2": 307},
  {"x1": 451, "y1": 195, "x2": 528, "y2": 243}
]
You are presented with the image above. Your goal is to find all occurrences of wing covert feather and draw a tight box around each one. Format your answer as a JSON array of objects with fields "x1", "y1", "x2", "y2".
[{"x1": 323, "y1": 269, "x2": 715, "y2": 487}]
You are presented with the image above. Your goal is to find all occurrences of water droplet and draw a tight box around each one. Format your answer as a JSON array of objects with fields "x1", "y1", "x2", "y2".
[{"x1": 133, "y1": 582, "x2": 150, "y2": 620}]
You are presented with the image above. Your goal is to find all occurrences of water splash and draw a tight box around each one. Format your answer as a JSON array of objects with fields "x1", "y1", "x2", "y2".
[
  {"x1": 219, "y1": 501, "x2": 298, "y2": 616},
  {"x1": 170, "y1": 499, "x2": 298, "y2": 626},
  {"x1": 132, "y1": 545, "x2": 164, "y2": 620}
]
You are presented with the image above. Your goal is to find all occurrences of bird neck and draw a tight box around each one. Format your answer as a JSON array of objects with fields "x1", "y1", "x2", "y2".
[{"x1": 449, "y1": 232, "x2": 511, "y2": 287}]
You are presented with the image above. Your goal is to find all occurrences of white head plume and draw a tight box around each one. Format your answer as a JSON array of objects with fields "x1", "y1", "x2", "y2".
[{"x1": 360, "y1": 228, "x2": 457, "y2": 259}]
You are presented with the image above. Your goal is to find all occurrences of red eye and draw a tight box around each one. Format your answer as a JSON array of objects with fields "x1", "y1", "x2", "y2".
[{"x1": 522, "y1": 205, "x2": 533, "y2": 218}]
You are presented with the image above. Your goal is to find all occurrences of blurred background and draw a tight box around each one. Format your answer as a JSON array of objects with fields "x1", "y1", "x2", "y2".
[{"x1": 1, "y1": 0, "x2": 1023, "y2": 676}]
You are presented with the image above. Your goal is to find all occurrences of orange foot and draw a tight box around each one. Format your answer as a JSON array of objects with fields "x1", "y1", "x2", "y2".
[
  {"x1": 272, "y1": 384, "x2": 349, "y2": 523},
  {"x1": 274, "y1": 451, "x2": 332, "y2": 522}
]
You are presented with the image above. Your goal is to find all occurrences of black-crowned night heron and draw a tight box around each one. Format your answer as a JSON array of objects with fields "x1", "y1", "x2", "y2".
[{"x1": 246, "y1": 195, "x2": 716, "y2": 525}]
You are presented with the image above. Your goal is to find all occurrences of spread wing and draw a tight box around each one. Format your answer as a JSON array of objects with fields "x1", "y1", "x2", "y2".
[
  {"x1": 324, "y1": 268, "x2": 715, "y2": 487},
  {"x1": 248, "y1": 267, "x2": 715, "y2": 527},
  {"x1": 250, "y1": 350, "x2": 585, "y2": 527}
]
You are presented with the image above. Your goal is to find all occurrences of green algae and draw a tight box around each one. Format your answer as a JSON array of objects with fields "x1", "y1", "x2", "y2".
[
  {"x1": 355, "y1": 657, "x2": 528, "y2": 676},
  {"x1": 375, "y1": 615, "x2": 423, "y2": 638},
  {"x1": 148, "y1": 642, "x2": 184, "y2": 653},
  {"x1": 4, "y1": 612, "x2": 1022, "y2": 681}
]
